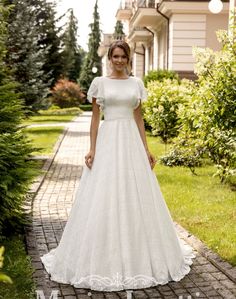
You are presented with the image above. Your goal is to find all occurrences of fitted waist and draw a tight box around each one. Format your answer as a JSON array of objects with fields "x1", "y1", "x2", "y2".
[
  {"x1": 104, "y1": 116, "x2": 134, "y2": 121},
  {"x1": 103, "y1": 109, "x2": 134, "y2": 121}
]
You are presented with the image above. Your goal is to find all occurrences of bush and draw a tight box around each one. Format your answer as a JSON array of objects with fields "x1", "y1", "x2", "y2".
[
  {"x1": 161, "y1": 27, "x2": 236, "y2": 182},
  {"x1": 143, "y1": 69, "x2": 179, "y2": 87},
  {"x1": 0, "y1": 246, "x2": 12, "y2": 284},
  {"x1": 0, "y1": 2, "x2": 36, "y2": 236},
  {"x1": 160, "y1": 139, "x2": 204, "y2": 174},
  {"x1": 143, "y1": 78, "x2": 194, "y2": 144},
  {"x1": 0, "y1": 83, "x2": 36, "y2": 236},
  {"x1": 79, "y1": 104, "x2": 93, "y2": 111},
  {"x1": 51, "y1": 78, "x2": 85, "y2": 108},
  {"x1": 39, "y1": 106, "x2": 82, "y2": 116}
]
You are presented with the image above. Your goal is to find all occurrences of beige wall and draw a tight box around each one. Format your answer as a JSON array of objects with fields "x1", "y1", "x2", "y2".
[
  {"x1": 169, "y1": 14, "x2": 207, "y2": 71},
  {"x1": 206, "y1": 14, "x2": 228, "y2": 51}
]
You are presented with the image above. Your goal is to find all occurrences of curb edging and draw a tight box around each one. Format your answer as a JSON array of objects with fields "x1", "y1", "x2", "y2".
[{"x1": 175, "y1": 221, "x2": 236, "y2": 283}]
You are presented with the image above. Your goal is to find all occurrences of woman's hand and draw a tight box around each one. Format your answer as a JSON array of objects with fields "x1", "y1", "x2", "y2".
[
  {"x1": 85, "y1": 150, "x2": 95, "y2": 169},
  {"x1": 146, "y1": 149, "x2": 157, "y2": 170}
]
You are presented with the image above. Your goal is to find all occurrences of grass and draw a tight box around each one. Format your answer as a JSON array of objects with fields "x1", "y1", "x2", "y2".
[
  {"x1": 0, "y1": 235, "x2": 36, "y2": 299},
  {"x1": 24, "y1": 126, "x2": 64, "y2": 155},
  {"x1": 23, "y1": 114, "x2": 75, "y2": 125},
  {"x1": 147, "y1": 132, "x2": 236, "y2": 266}
]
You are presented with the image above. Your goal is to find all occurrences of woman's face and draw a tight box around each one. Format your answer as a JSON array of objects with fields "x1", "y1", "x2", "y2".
[{"x1": 110, "y1": 47, "x2": 128, "y2": 73}]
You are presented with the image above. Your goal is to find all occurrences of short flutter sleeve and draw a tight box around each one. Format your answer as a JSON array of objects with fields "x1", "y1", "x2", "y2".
[
  {"x1": 87, "y1": 77, "x2": 105, "y2": 110},
  {"x1": 134, "y1": 77, "x2": 148, "y2": 109}
]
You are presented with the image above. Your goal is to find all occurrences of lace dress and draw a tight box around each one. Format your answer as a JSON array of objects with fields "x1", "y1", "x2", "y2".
[{"x1": 40, "y1": 76, "x2": 196, "y2": 292}]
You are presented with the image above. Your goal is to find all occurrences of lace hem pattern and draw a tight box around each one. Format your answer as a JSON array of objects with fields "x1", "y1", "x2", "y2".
[{"x1": 41, "y1": 248, "x2": 196, "y2": 292}]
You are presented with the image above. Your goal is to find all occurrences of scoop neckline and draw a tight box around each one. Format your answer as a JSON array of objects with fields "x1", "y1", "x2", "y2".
[{"x1": 105, "y1": 76, "x2": 131, "y2": 80}]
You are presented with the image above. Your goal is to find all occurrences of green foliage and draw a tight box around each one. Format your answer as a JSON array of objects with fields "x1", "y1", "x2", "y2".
[
  {"x1": 0, "y1": 246, "x2": 12, "y2": 284},
  {"x1": 4, "y1": 0, "x2": 50, "y2": 111},
  {"x1": 61, "y1": 9, "x2": 85, "y2": 82},
  {"x1": 35, "y1": 0, "x2": 64, "y2": 88},
  {"x1": 113, "y1": 20, "x2": 125, "y2": 39},
  {"x1": 0, "y1": 3, "x2": 36, "y2": 235},
  {"x1": 143, "y1": 69, "x2": 179, "y2": 87},
  {"x1": 51, "y1": 78, "x2": 85, "y2": 108},
  {"x1": 161, "y1": 27, "x2": 236, "y2": 182},
  {"x1": 0, "y1": 235, "x2": 36, "y2": 298},
  {"x1": 143, "y1": 78, "x2": 193, "y2": 144},
  {"x1": 79, "y1": 104, "x2": 93, "y2": 111},
  {"x1": 0, "y1": 131, "x2": 36, "y2": 235},
  {"x1": 160, "y1": 142, "x2": 203, "y2": 174},
  {"x1": 79, "y1": 0, "x2": 102, "y2": 92},
  {"x1": 39, "y1": 106, "x2": 82, "y2": 115}
]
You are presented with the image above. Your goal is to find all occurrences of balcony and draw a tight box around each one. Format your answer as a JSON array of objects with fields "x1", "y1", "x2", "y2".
[
  {"x1": 135, "y1": 0, "x2": 156, "y2": 8},
  {"x1": 128, "y1": 26, "x2": 153, "y2": 42},
  {"x1": 131, "y1": 10, "x2": 158, "y2": 27}
]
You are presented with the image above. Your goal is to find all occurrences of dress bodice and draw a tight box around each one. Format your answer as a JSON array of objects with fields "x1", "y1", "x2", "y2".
[{"x1": 87, "y1": 76, "x2": 147, "y2": 120}]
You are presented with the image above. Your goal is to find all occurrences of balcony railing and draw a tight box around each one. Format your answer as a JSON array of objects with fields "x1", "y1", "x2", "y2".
[
  {"x1": 133, "y1": 0, "x2": 158, "y2": 8},
  {"x1": 119, "y1": 0, "x2": 132, "y2": 9},
  {"x1": 136, "y1": 0, "x2": 156, "y2": 8}
]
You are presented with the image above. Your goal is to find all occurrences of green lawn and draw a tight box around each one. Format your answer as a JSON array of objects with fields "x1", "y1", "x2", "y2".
[
  {"x1": 0, "y1": 236, "x2": 36, "y2": 299},
  {"x1": 24, "y1": 126, "x2": 64, "y2": 155},
  {"x1": 23, "y1": 114, "x2": 75, "y2": 125},
  {"x1": 147, "y1": 132, "x2": 236, "y2": 266}
]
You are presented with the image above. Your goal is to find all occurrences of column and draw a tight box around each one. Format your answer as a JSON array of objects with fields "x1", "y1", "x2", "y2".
[
  {"x1": 133, "y1": 52, "x2": 137, "y2": 76},
  {"x1": 144, "y1": 45, "x2": 149, "y2": 75},
  {"x1": 153, "y1": 31, "x2": 158, "y2": 70}
]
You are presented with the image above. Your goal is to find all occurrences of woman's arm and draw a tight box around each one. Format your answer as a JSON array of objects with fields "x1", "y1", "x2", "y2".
[
  {"x1": 133, "y1": 102, "x2": 156, "y2": 169},
  {"x1": 85, "y1": 98, "x2": 100, "y2": 169}
]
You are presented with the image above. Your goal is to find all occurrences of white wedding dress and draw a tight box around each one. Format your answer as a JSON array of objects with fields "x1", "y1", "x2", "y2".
[{"x1": 40, "y1": 76, "x2": 196, "y2": 292}]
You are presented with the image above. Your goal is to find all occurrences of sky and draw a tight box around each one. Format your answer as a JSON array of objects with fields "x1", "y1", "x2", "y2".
[{"x1": 54, "y1": 0, "x2": 122, "y2": 51}]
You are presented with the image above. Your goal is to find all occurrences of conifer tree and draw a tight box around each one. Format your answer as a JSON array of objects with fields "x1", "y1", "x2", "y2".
[
  {"x1": 0, "y1": 1, "x2": 35, "y2": 235},
  {"x1": 113, "y1": 20, "x2": 125, "y2": 40},
  {"x1": 61, "y1": 8, "x2": 85, "y2": 82},
  {"x1": 4, "y1": 0, "x2": 50, "y2": 111},
  {"x1": 34, "y1": 0, "x2": 63, "y2": 87},
  {"x1": 79, "y1": 0, "x2": 102, "y2": 92}
]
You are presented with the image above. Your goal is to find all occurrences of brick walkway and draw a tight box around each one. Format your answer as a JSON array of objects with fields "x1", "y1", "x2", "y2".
[{"x1": 25, "y1": 111, "x2": 236, "y2": 299}]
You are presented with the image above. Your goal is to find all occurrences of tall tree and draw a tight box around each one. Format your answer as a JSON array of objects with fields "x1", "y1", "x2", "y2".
[
  {"x1": 79, "y1": 0, "x2": 102, "y2": 92},
  {"x1": 4, "y1": 0, "x2": 50, "y2": 111},
  {"x1": 113, "y1": 20, "x2": 125, "y2": 40},
  {"x1": 34, "y1": 0, "x2": 63, "y2": 88},
  {"x1": 61, "y1": 8, "x2": 85, "y2": 82},
  {"x1": 0, "y1": 1, "x2": 35, "y2": 235}
]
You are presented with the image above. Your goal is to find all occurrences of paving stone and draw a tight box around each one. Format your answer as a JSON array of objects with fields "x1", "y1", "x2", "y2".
[
  {"x1": 104, "y1": 293, "x2": 120, "y2": 299},
  {"x1": 132, "y1": 290, "x2": 148, "y2": 298},
  {"x1": 216, "y1": 287, "x2": 236, "y2": 299}
]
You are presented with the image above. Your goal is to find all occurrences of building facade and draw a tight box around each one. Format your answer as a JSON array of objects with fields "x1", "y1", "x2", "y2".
[{"x1": 113, "y1": 0, "x2": 229, "y2": 79}]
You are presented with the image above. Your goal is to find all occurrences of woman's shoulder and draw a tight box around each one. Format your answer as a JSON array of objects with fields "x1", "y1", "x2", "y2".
[
  {"x1": 92, "y1": 76, "x2": 103, "y2": 82},
  {"x1": 129, "y1": 76, "x2": 144, "y2": 84}
]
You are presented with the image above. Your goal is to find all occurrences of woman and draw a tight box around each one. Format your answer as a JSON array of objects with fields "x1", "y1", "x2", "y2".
[{"x1": 40, "y1": 40, "x2": 195, "y2": 292}]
